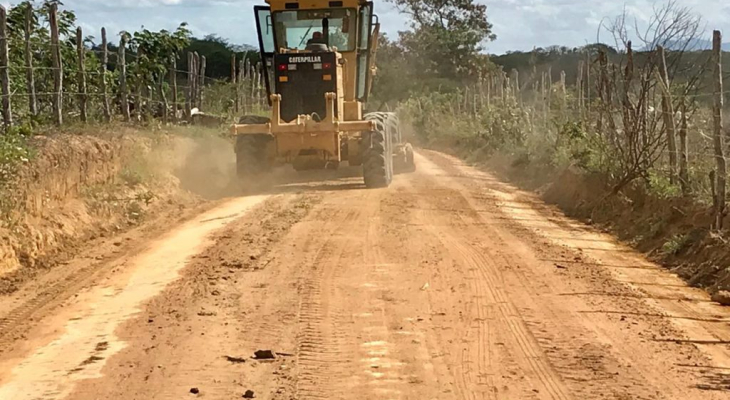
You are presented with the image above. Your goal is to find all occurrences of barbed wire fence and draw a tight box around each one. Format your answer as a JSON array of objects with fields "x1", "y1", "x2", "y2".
[{"x1": 0, "y1": 3, "x2": 268, "y2": 131}]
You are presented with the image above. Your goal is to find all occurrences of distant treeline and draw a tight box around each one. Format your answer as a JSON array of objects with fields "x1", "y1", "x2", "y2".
[{"x1": 490, "y1": 44, "x2": 730, "y2": 100}]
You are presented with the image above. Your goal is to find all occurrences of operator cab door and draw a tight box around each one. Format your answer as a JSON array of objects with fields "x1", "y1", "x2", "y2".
[
  {"x1": 255, "y1": 6, "x2": 275, "y2": 104},
  {"x1": 356, "y1": 2, "x2": 374, "y2": 101}
]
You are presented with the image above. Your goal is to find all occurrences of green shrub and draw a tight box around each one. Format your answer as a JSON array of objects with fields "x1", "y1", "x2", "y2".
[
  {"x1": 661, "y1": 234, "x2": 690, "y2": 255},
  {"x1": 648, "y1": 172, "x2": 681, "y2": 199}
]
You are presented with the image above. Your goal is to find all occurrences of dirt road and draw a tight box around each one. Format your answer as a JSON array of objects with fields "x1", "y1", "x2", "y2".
[{"x1": 1, "y1": 150, "x2": 730, "y2": 399}]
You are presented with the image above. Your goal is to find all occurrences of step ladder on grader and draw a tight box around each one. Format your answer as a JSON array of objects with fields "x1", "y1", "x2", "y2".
[{"x1": 229, "y1": 0, "x2": 415, "y2": 189}]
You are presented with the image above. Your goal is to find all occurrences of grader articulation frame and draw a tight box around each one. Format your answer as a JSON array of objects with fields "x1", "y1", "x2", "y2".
[{"x1": 229, "y1": 0, "x2": 414, "y2": 188}]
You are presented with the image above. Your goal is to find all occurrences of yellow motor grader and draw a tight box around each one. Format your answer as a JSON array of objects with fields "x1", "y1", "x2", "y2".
[{"x1": 230, "y1": 0, "x2": 414, "y2": 188}]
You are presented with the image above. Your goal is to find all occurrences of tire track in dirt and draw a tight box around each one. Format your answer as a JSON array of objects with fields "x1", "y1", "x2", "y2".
[
  {"x1": 404, "y1": 162, "x2": 567, "y2": 399},
  {"x1": 355, "y1": 186, "x2": 437, "y2": 399},
  {"x1": 424, "y1": 154, "x2": 660, "y2": 398},
  {"x1": 413, "y1": 155, "x2": 669, "y2": 399},
  {"x1": 294, "y1": 206, "x2": 361, "y2": 399},
  {"x1": 428, "y1": 219, "x2": 571, "y2": 399},
  {"x1": 421, "y1": 150, "x2": 730, "y2": 399}
]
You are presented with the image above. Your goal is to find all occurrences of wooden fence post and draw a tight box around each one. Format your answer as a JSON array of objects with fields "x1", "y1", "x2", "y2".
[
  {"x1": 502, "y1": 75, "x2": 509, "y2": 104},
  {"x1": 135, "y1": 49, "x2": 144, "y2": 121},
  {"x1": 547, "y1": 67, "x2": 553, "y2": 112},
  {"x1": 250, "y1": 64, "x2": 257, "y2": 110},
  {"x1": 76, "y1": 27, "x2": 87, "y2": 123},
  {"x1": 679, "y1": 99, "x2": 689, "y2": 195},
  {"x1": 585, "y1": 51, "x2": 591, "y2": 115},
  {"x1": 100, "y1": 27, "x2": 111, "y2": 122},
  {"x1": 596, "y1": 50, "x2": 606, "y2": 136},
  {"x1": 657, "y1": 45, "x2": 678, "y2": 184},
  {"x1": 712, "y1": 30, "x2": 726, "y2": 229},
  {"x1": 232, "y1": 54, "x2": 239, "y2": 114},
  {"x1": 511, "y1": 69, "x2": 520, "y2": 104},
  {"x1": 577, "y1": 61, "x2": 584, "y2": 116},
  {"x1": 158, "y1": 71, "x2": 168, "y2": 124},
  {"x1": 24, "y1": 4, "x2": 37, "y2": 117},
  {"x1": 119, "y1": 35, "x2": 130, "y2": 122},
  {"x1": 192, "y1": 52, "x2": 200, "y2": 109},
  {"x1": 623, "y1": 41, "x2": 634, "y2": 132},
  {"x1": 485, "y1": 74, "x2": 491, "y2": 107},
  {"x1": 199, "y1": 55, "x2": 206, "y2": 109},
  {"x1": 242, "y1": 58, "x2": 249, "y2": 113},
  {"x1": 170, "y1": 57, "x2": 178, "y2": 123},
  {"x1": 0, "y1": 5, "x2": 11, "y2": 130},
  {"x1": 49, "y1": 3, "x2": 62, "y2": 126},
  {"x1": 186, "y1": 52, "x2": 193, "y2": 119},
  {"x1": 257, "y1": 62, "x2": 264, "y2": 108}
]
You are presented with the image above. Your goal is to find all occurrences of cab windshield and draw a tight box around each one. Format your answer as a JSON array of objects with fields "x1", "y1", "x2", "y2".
[{"x1": 272, "y1": 8, "x2": 356, "y2": 52}]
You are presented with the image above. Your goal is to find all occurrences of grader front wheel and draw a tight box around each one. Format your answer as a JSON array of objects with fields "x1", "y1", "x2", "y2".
[{"x1": 362, "y1": 115, "x2": 394, "y2": 188}]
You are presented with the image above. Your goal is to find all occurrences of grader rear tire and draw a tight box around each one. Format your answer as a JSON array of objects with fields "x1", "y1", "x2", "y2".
[{"x1": 362, "y1": 125, "x2": 393, "y2": 188}]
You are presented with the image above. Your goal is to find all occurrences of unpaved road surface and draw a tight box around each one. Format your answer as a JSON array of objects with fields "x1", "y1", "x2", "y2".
[{"x1": 1, "y1": 150, "x2": 730, "y2": 399}]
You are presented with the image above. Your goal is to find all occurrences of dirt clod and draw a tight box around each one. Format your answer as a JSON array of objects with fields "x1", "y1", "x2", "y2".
[
  {"x1": 243, "y1": 390, "x2": 255, "y2": 398},
  {"x1": 711, "y1": 290, "x2": 730, "y2": 306},
  {"x1": 253, "y1": 350, "x2": 275, "y2": 360},
  {"x1": 224, "y1": 355, "x2": 247, "y2": 364},
  {"x1": 197, "y1": 310, "x2": 217, "y2": 317},
  {"x1": 189, "y1": 387, "x2": 199, "y2": 395}
]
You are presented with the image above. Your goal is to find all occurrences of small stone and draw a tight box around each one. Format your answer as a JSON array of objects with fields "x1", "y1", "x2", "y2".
[
  {"x1": 190, "y1": 387, "x2": 200, "y2": 395},
  {"x1": 243, "y1": 390, "x2": 255, "y2": 398},
  {"x1": 197, "y1": 310, "x2": 217, "y2": 317},
  {"x1": 224, "y1": 355, "x2": 247, "y2": 364}
]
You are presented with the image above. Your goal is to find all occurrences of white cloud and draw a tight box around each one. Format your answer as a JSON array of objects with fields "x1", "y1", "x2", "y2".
[{"x1": 483, "y1": 0, "x2": 730, "y2": 53}]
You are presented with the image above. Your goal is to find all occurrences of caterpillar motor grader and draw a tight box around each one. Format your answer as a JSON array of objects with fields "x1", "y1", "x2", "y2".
[{"x1": 229, "y1": 0, "x2": 415, "y2": 189}]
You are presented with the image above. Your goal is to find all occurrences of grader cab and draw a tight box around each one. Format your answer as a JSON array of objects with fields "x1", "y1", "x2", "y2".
[{"x1": 230, "y1": 0, "x2": 415, "y2": 189}]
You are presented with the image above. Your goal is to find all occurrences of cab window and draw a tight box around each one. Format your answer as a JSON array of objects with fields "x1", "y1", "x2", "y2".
[{"x1": 272, "y1": 9, "x2": 356, "y2": 51}]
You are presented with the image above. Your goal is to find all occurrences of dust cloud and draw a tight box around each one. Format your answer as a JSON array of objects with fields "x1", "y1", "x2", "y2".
[{"x1": 169, "y1": 134, "x2": 239, "y2": 200}]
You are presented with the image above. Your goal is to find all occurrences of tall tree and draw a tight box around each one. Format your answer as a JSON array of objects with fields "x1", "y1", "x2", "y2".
[{"x1": 388, "y1": 0, "x2": 495, "y2": 81}]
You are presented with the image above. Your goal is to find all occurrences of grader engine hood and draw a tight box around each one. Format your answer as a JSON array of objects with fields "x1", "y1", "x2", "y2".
[{"x1": 274, "y1": 52, "x2": 338, "y2": 122}]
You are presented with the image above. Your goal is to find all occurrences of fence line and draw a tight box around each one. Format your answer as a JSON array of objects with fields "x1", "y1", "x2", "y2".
[{"x1": 0, "y1": 3, "x2": 267, "y2": 130}]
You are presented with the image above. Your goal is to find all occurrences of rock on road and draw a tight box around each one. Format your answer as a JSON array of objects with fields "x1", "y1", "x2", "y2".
[{"x1": 1, "y1": 150, "x2": 730, "y2": 399}]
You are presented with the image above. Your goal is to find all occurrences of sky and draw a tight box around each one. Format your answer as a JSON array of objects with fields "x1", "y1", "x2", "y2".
[{"x1": 4, "y1": 0, "x2": 730, "y2": 54}]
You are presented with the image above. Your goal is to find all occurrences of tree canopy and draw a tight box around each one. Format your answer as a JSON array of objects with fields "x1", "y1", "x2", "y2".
[{"x1": 371, "y1": 0, "x2": 496, "y2": 106}]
